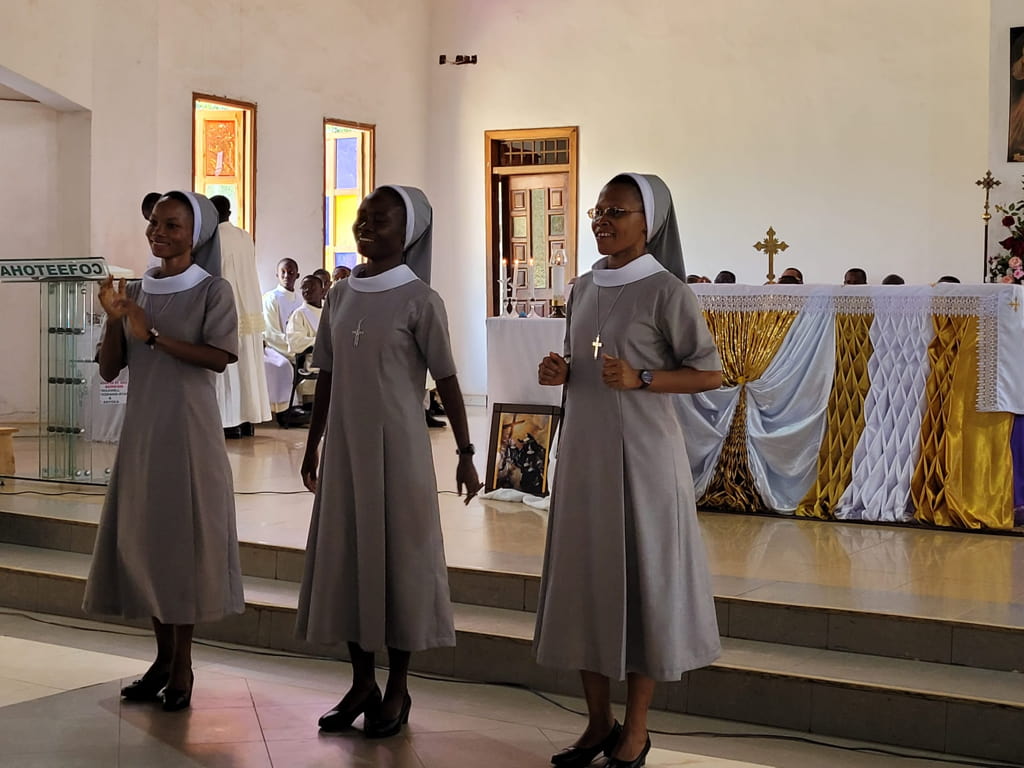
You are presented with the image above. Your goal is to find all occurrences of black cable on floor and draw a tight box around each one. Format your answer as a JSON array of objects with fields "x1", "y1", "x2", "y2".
[{"x1": 0, "y1": 608, "x2": 1015, "y2": 768}]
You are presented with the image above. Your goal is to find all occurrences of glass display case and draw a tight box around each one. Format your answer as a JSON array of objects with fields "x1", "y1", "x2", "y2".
[{"x1": 0, "y1": 258, "x2": 118, "y2": 485}]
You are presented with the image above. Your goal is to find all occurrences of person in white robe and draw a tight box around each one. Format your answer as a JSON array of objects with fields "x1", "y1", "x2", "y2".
[
  {"x1": 262, "y1": 258, "x2": 302, "y2": 414},
  {"x1": 288, "y1": 275, "x2": 325, "y2": 396},
  {"x1": 210, "y1": 196, "x2": 270, "y2": 435}
]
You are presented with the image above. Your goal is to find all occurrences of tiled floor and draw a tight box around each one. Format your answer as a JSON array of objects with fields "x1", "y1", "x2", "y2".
[
  {"x1": 0, "y1": 611, "x2": 988, "y2": 767},
  {"x1": 6, "y1": 408, "x2": 1024, "y2": 626}
]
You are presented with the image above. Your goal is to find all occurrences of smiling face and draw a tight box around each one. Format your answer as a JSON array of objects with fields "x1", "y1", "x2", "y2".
[
  {"x1": 277, "y1": 259, "x2": 299, "y2": 291},
  {"x1": 300, "y1": 275, "x2": 325, "y2": 306},
  {"x1": 353, "y1": 190, "x2": 406, "y2": 262},
  {"x1": 591, "y1": 181, "x2": 647, "y2": 262},
  {"x1": 146, "y1": 198, "x2": 193, "y2": 261}
]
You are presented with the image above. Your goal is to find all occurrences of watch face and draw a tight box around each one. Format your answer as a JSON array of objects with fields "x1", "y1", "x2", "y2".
[{"x1": 641, "y1": 370, "x2": 654, "y2": 385}]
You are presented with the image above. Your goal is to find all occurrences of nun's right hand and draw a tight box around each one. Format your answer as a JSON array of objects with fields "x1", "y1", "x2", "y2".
[
  {"x1": 301, "y1": 447, "x2": 319, "y2": 493},
  {"x1": 538, "y1": 352, "x2": 569, "y2": 386}
]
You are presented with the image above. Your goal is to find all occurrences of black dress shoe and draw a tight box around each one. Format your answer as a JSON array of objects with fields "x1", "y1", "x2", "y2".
[
  {"x1": 318, "y1": 685, "x2": 382, "y2": 732},
  {"x1": 223, "y1": 426, "x2": 243, "y2": 439},
  {"x1": 606, "y1": 736, "x2": 651, "y2": 768},
  {"x1": 240, "y1": 422, "x2": 255, "y2": 437},
  {"x1": 121, "y1": 668, "x2": 170, "y2": 701},
  {"x1": 425, "y1": 411, "x2": 446, "y2": 429},
  {"x1": 161, "y1": 671, "x2": 194, "y2": 712},
  {"x1": 551, "y1": 721, "x2": 621, "y2": 767},
  {"x1": 363, "y1": 692, "x2": 411, "y2": 739},
  {"x1": 427, "y1": 392, "x2": 446, "y2": 416}
]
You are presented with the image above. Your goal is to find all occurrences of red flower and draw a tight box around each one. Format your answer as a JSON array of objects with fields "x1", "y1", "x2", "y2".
[{"x1": 1003, "y1": 215, "x2": 1016, "y2": 227}]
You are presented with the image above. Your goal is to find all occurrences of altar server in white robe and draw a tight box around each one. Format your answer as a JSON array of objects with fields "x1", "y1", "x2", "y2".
[
  {"x1": 286, "y1": 274, "x2": 325, "y2": 357},
  {"x1": 210, "y1": 196, "x2": 270, "y2": 434},
  {"x1": 262, "y1": 258, "x2": 302, "y2": 413},
  {"x1": 535, "y1": 173, "x2": 723, "y2": 768}
]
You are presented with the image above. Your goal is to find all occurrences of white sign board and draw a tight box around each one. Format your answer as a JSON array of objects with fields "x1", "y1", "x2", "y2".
[
  {"x1": 99, "y1": 380, "x2": 129, "y2": 405},
  {"x1": 0, "y1": 259, "x2": 109, "y2": 282}
]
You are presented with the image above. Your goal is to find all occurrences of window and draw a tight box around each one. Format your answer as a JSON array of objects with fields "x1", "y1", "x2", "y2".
[
  {"x1": 192, "y1": 94, "x2": 256, "y2": 234},
  {"x1": 324, "y1": 120, "x2": 374, "y2": 270}
]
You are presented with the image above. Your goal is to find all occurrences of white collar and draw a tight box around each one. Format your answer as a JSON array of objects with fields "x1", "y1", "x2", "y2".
[
  {"x1": 300, "y1": 302, "x2": 322, "y2": 314},
  {"x1": 142, "y1": 263, "x2": 211, "y2": 294},
  {"x1": 591, "y1": 254, "x2": 664, "y2": 287},
  {"x1": 348, "y1": 263, "x2": 420, "y2": 293},
  {"x1": 274, "y1": 285, "x2": 295, "y2": 296}
]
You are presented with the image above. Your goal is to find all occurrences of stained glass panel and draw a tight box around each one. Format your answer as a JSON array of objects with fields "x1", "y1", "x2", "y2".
[
  {"x1": 203, "y1": 120, "x2": 236, "y2": 177},
  {"x1": 549, "y1": 215, "x2": 564, "y2": 236},
  {"x1": 531, "y1": 188, "x2": 548, "y2": 287},
  {"x1": 512, "y1": 217, "x2": 527, "y2": 238}
]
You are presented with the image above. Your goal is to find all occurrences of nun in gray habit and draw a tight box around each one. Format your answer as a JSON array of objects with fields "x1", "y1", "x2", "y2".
[
  {"x1": 85, "y1": 190, "x2": 243, "y2": 711},
  {"x1": 296, "y1": 184, "x2": 480, "y2": 737},
  {"x1": 535, "y1": 173, "x2": 723, "y2": 766}
]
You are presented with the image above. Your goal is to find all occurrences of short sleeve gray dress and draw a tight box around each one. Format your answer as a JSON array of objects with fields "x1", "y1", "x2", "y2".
[
  {"x1": 84, "y1": 265, "x2": 245, "y2": 625},
  {"x1": 534, "y1": 254, "x2": 723, "y2": 681},
  {"x1": 295, "y1": 264, "x2": 458, "y2": 652}
]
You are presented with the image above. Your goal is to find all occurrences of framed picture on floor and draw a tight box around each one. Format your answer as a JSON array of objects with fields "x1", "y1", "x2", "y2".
[{"x1": 485, "y1": 403, "x2": 561, "y2": 496}]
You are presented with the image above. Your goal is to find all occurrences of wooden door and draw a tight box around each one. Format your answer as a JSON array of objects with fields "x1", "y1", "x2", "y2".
[{"x1": 501, "y1": 172, "x2": 568, "y2": 316}]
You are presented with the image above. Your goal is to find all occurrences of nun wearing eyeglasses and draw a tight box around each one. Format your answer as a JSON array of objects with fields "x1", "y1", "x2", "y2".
[
  {"x1": 84, "y1": 191, "x2": 244, "y2": 712},
  {"x1": 296, "y1": 185, "x2": 481, "y2": 739},
  {"x1": 535, "y1": 174, "x2": 723, "y2": 768}
]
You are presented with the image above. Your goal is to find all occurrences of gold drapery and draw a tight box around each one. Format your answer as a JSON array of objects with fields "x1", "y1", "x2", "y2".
[
  {"x1": 797, "y1": 313, "x2": 874, "y2": 520},
  {"x1": 911, "y1": 315, "x2": 1014, "y2": 529},
  {"x1": 699, "y1": 309, "x2": 798, "y2": 512}
]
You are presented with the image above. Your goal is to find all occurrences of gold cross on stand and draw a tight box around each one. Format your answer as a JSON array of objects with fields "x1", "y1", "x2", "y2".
[{"x1": 754, "y1": 226, "x2": 789, "y2": 284}]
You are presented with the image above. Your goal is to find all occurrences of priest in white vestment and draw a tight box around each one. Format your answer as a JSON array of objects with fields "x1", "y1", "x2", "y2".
[
  {"x1": 262, "y1": 258, "x2": 302, "y2": 413},
  {"x1": 210, "y1": 196, "x2": 271, "y2": 434}
]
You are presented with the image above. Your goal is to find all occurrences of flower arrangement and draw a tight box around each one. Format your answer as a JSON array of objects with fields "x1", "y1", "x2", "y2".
[{"x1": 989, "y1": 191, "x2": 1024, "y2": 283}]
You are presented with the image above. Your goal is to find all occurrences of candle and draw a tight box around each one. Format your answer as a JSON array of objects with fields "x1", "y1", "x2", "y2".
[
  {"x1": 551, "y1": 264, "x2": 566, "y2": 298},
  {"x1": 528, "y1": 257, "x2": 535, "y2": 302},
  {"x1": 500, "y1": 257, "x2": 507, "y2": 285}
]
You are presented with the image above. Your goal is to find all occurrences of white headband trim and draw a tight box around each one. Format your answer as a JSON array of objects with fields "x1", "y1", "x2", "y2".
[{"x1": 625, "y1": 173, "x2": 655, "y2": 242}]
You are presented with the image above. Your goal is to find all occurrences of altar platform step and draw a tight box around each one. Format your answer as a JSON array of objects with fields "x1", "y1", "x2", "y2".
[
  {"x1": 2, "y1": 505, "x2": 1024, "y2": 677},
  {"x1": 0, "y1": 542, "x2": 1022, "y2": 763}
]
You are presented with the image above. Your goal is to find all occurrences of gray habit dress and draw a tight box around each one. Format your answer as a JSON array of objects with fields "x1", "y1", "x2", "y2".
[
  {"x1": 534, "y1": 254, "x2": 722, "y2": 681},
  {"x1": 84, "y1": 264, "x2": 245, "y2": 625},
  {"x1": 295, "y1": 264, "x2": 458, "y2": 652}
]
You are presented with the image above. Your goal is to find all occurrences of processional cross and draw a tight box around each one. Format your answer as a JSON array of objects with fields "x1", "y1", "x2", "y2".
[
  {"x1": 975, "y1": 170, "x2": 1001, "y2": 282},
  {"x1": 754, "y1": 226, "x2": 789, "y2": 284}
]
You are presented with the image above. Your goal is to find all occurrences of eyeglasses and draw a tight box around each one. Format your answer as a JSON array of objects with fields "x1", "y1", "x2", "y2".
[{"x1": 586, "y1": 207, "x2": 644, "y2": 220}]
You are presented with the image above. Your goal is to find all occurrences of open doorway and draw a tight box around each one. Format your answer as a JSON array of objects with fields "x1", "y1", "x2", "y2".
[
  {"x1": 192, "y1": 94, "x2": 256, "y2": 234},
  {"x1": 485, "y1": 127, "x2": 578, "y2": 316},
  {"x1": 324, "y1": 119, "x2": 374, "y2": 272}
]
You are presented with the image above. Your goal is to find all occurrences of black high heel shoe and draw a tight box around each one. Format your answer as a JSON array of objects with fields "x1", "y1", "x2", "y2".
[
  {"x1": 363, "y1": 692, "x2": 411, "y2": 739},
  {"x1": 318, "y1": 684, "x2": 382, "y2": 732},
  {"x1": 550, "y1": 721, "x2": 621, "y2": 767},
  {"x1": 606, "y1": 735, "x2": 651, "y2": 768},
  {"x1": 161, "y1": 671, "x2": 194, "y2": 712},
  {"x1": 121, "y1": 668, "x2": 170, "y2": 702}
]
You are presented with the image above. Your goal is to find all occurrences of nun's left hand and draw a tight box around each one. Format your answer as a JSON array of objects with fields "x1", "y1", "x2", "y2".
[{"x1": 601, "y1": 354, "x2": 641, "y2": 390}]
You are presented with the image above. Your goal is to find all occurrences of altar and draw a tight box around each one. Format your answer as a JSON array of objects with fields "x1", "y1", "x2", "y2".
[{"x1": 486, "y1": 283, "x2": 1024, "y2": 531}]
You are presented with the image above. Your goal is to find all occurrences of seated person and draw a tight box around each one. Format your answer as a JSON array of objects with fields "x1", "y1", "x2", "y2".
[
  {"x1": 332, "y1": 264, "x2": 352, "y2": 283},
  {"x1": 779, "y1": 266, "x2": 803, "y2": 284},
  {"x1": 263, "y1": 258, "x2": 303, "y2": 417},
  {"x1": 844, "y1": 267, "x2": 868, "y2": 285},
  {"x1": 714, "y1": 270, "x2": 736, "y2": 284},
  {"x1": 936, "y1": 275, "x2": 960, "y2": 284},
  {"x1": 882, "y1": 274, "x2": 905, "y2": 285},
  {"x1": 287, "y1": 275, "x2": 325, "y2": 360}
]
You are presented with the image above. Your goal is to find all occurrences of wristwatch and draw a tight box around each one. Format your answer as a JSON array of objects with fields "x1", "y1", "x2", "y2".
[
  {"x1": 145, "y1": 328, "x2": 160, "y2": 348},
  {"x1": 638, "y1": 370, "x2": 654, "y2": 389},
  {"x1": 456, "y1": 443, "x2": 476, "y2": 456}
]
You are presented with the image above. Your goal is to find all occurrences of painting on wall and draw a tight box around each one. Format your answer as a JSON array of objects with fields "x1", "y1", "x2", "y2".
[{"x1": 1009, "y1": 27, "x2": 1024, "y2": 162}]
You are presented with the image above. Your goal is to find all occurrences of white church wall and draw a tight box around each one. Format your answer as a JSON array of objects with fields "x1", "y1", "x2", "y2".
[
  {"x1": 0, "y1": 102, "x2": 59, "y2": 420},
  {"x1": 0, "y1": 0, "x2": 431, "y2": 418},
  {"x1": 427, "y1": 0, "x2": 990, "y2": 396}
]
